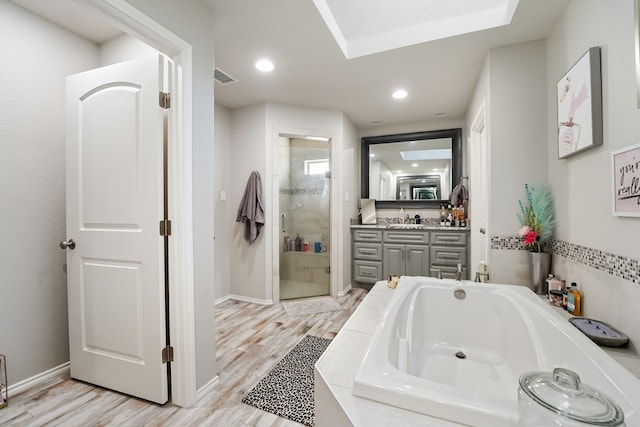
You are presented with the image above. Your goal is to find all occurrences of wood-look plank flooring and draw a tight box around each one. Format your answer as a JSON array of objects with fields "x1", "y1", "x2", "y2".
[{"x1": 0, "y1": 288, "x2": 368, "y2": 427}]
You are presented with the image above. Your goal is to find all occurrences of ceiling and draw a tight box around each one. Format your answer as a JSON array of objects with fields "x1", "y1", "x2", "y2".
[
  {"x1": 11, "y1": 0, "x2": 571, "y2": 129},
  {"x1": 311, "y1": 0, "x2": 520, "y2": 59}
]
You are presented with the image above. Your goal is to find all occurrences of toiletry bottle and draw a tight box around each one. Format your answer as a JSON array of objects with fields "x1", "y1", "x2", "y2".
[
  {"x1": 283, "y1": 235, "x2": 289, "y2": 252},
  {"x1": 567, "y1": 282, "x2": 582, "y2": 316},
  {"x1": 546, "y1": 274, "x2": 554, "y2": 301},
  {"x1": 295, "y1": 234, "x2": 302, "y2": 251},
  {"x1": 440, "y1": 204, "x2": 446, "y2": 225},
  {"x1": 562, "y1": 281, "x2": 568, "y2": 310}
]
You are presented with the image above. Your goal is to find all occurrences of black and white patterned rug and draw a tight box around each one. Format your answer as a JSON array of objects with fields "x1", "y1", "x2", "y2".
[{"x1": 242, "y1": 335, "x2": 332, "y2": 426}]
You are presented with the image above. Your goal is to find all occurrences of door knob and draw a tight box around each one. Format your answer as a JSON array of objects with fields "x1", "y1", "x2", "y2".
[
  {"x1": 60, "y1": 239, "x2": 76, "y2": 250},
  {"x1": 479, "y1": 227, "x2": 486, "y2": 235}
]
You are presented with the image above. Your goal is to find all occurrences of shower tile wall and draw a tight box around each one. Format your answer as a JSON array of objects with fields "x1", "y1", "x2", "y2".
[{"x1": 279, "y1": 138, "x2": 330, "y2": 292}]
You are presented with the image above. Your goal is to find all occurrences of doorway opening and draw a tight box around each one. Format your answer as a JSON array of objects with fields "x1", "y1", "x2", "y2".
[{"x1": 278, "y1": 135, "x2": 331, "y2": 300}]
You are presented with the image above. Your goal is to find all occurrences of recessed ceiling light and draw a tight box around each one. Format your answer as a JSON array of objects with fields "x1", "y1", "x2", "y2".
[
  {"x1": 411, "y1": 163, "x2": 418, "y2": 167},
  {"x1": 255, "y1": 59, "x2": 274, "y2": 72},
  {"x1": 396, "y1": 170, "x2": 403, "y2": 173},
  {"x1": 392, "y1": 89, "x2": 408, "y2": 99}
]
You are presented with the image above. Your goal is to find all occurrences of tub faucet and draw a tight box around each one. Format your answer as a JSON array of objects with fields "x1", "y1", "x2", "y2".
[{"x1": 455, "y1": 263, "x2": 463, "y2": 281}]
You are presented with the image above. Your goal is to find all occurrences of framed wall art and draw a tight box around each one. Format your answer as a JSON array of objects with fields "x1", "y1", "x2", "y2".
[
  {"x1": 556, "y1": 46, "x2": 603, "y2": 159},
  {"x1": 611, "y1": 143, "x2": 640, "y2": 217}
]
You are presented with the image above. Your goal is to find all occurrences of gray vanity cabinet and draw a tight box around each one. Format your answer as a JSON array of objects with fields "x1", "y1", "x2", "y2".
[
  {"x1": 351, "y1": 229, "x2": 383, "y2": 285},
  {"x1": 351, "y1": 227, "x2": 469, "y2": 287},
  {"x1": 430, "y1": 231, "x2": 469, "y2": 279},
  {"x1": 382, "y1": 230, "x2": 430, "y2": 278}
]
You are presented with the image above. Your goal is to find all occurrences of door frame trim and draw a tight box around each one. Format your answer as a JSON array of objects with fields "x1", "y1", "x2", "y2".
[
  {"x1": 469, "y1": 100, "x2": 491, "y2": 275},
  {"x1": 80, "y1": 0, "x2": 196, "y2": 407}
]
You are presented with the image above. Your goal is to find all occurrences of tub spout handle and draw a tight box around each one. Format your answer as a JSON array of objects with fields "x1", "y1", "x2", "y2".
[
  {"x1": 455, "y1": 263, "x2": 463, "y2": 281},
  {"x1": 430, "y1": 268, "x2": 442, "y2": 280}
]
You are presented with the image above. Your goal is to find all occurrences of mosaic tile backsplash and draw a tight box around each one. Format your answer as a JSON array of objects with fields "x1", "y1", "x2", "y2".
[{"x1": 492, "y1": 236, "x2": 639, "y2": 285}]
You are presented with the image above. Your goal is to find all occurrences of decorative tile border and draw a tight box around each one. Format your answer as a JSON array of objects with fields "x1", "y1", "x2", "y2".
[
  {"x1": 280, "y1": 188, "x2": 325, "y2": 196},
  {"x1": 376, "y1": 217, "x2": 440, "y2": 226},
  {"x1": 492, "y1": 236, "x2": 638, "y2": 284}
]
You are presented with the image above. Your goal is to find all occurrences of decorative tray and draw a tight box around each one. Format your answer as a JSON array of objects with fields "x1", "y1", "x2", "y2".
[{"x1": 569, "y1": 317, "x2": 629, "y2": 347}]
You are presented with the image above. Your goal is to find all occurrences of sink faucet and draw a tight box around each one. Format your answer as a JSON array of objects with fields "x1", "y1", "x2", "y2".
[
  {"x1": 455, "y1": 263, "x2": 463, "y2": 281},
  {"x1": 430, "y1": 268, "x2": 442, "y2": 279}
]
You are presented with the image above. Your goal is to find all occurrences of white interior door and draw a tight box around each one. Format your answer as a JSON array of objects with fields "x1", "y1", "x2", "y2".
[{"x1": 63, "y1": 54, "x2": 168, "y2": 403}]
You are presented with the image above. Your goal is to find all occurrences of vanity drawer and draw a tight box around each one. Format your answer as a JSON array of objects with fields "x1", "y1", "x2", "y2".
[
  {"x1": 430, "y1": 245, "x2": 467, "y2": 266},
  {"x1": 353, "y1": 229, "x2": 383, "y2": 242},
  {"x1": 382, "y1": 230, "x2": 429, "y2": 244},
  {"x1": 430, "y1": 231, "x2": 467, "y2": 246},
  {"x1": 353, "y1": 260, "x2": 383, "y2": 284},
  {"x1": 353, "y1": 242, "x2": 383, "y2": 261}
]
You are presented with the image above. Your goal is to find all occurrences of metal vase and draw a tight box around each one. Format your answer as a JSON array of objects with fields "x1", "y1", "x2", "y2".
[{"x1": 528, "y1": 252, "x2": 551, "y2": 295}]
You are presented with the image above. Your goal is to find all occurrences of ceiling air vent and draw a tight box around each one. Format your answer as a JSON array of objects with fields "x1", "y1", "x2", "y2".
[{"x1": 214, "y1": 68, "x2": 237, "y2": 85}]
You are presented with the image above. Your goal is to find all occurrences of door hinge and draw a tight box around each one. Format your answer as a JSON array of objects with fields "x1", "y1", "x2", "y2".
[
  {"x1": 162, "y1": 345, "x2": 174, "y2": 363},
  {"x1": 159, "y1": 92, "x2": 171, "y2": 109},
  {"x1": 159, "y1": 219, "x2": 172, "y2": 236}
]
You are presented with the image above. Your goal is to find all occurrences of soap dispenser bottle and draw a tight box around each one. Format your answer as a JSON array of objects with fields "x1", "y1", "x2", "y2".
[{"x1": 567, "y1": 282, "x2": 581, "y2": 316}]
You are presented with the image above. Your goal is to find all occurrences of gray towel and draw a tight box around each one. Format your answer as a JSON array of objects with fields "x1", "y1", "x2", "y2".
[
  {"x1": 450, "y1": 183, "x2": 468, "y2": 206},
  {"x1": 236, "y1": 171, "x2": 265, "y2": 244}
]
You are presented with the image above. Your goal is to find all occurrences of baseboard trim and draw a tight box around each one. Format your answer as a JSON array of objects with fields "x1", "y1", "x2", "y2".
[
  {"x1": 337, "y1": 284, "x2": 352, "y2": 297},
  {"x1": 9, "y1": 362, "x2": 70, "y2": 397},
  {"x1": 194, "y1": 375, "x2": 219, "y2": 403},
  {"x1": 228, "y1": 294, "x2": 273, "y2": 306},
  {"x1": 214, "y1": 295, "x2": 231, "y2": 306}
]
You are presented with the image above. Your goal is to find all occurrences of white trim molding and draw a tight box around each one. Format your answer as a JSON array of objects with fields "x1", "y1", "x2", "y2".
[
  {"x1": 228, "y1": 294, "x2": 274, "y2": 306},
  {"x1": 8, "y1": 363, "x2": 70, "y2": 398}
]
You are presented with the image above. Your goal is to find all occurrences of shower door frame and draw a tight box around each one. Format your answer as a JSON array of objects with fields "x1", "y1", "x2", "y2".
[{"x1": 271, "y1": 128, "x2": 338, "y2": 304}]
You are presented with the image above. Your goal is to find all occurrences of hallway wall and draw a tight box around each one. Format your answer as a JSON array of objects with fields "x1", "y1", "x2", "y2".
[{"x1": 0, "y1": 1, "x2": 100, "y2": 384}]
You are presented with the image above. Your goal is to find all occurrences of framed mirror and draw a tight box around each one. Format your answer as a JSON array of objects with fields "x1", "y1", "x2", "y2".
[{"x1": 361, "y1": 128, "x2": 462, "y2": 208}]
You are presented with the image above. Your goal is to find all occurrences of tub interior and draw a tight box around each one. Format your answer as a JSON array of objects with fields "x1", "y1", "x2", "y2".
[{"x1": 390, "y1": 285, "x2": 540, "y2": 402}]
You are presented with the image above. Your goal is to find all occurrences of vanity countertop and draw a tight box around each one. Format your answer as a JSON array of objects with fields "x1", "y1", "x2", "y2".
[{"x1": 350, "y1": 224, "x2": 470, "y2": 231}]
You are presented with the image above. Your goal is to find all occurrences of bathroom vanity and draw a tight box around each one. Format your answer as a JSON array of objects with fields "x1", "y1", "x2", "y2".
[{"x1": 351, "y1": 225, "x2": 469, "y2": 287}]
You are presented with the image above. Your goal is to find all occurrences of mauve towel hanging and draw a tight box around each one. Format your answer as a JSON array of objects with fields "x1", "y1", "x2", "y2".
[{"x1": 236, "y1": 171, "x2": 265, "y2": 244}]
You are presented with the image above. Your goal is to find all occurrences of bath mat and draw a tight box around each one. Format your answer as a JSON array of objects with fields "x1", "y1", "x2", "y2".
[
  {"x1": 281, "y1": 296, "x2": 343, "y2": 317},
  {"x1": 242, "y1": 335, "x2": 332, "y2": 426}
]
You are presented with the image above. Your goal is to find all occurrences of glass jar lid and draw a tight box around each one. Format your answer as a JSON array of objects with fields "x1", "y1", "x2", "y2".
[{"x1": 519, "y1": 367, "x2": 624, "y2": 426}]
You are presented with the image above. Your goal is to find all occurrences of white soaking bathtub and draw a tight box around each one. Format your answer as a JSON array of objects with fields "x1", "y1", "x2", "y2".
[{"x1": 352, "y1": 277, "x2": 640, "y2": 426}]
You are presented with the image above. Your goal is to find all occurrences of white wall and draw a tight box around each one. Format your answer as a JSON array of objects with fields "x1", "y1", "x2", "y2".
[
  {"x1": 228, "y1": 103, "x2": 357, "y2": 301},
  {"x1": 229, "y1": 104, "x2": 268, "y2": 301},
  {"x1": 546, "y1": 0, "x2": 640, "y2": 352},
  {"x1": 99, "y1": 33, "x2": 158, "y2": 66},
  {"x1": 466, "y1": 40, "x2": 548, "y2": 285},
  {"x1": 342, "y1": 115, "x2": 359, "y2": 291},
  {"x1": 0, "y1": 1, "x2": 99, "y2": 384},
  {"x1": 214, "y1": 103, "x2": 232, "y2": 302}
]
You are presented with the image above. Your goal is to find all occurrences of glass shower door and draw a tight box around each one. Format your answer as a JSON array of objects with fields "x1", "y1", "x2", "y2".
[{"x1": 279, "y1": 136, "x2": 330, "y2": 300}]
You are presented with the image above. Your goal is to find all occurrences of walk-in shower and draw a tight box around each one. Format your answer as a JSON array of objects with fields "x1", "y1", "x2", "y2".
[{"x1": 278, "y1": 136, "x2": 330, "y2": 300}]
